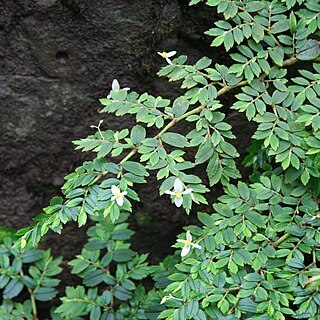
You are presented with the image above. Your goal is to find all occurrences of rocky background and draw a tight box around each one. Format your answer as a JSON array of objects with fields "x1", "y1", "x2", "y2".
[{"x1": 0, "y1": 0, "x2": 253, "y2": 274}]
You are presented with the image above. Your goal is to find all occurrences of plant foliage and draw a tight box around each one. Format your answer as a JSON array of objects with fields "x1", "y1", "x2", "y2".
[
  {"x1": 2, "y1": 0, "x2": 320, "y2": 319},
  {"x1": 0, "y1": 231, "x2": 62, "y2": 319}
]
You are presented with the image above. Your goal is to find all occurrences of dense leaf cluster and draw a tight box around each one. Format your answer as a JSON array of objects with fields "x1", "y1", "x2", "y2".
[
  {"x1": 54, "y1": 213, "x2": 162, "y2": 319},
  {"x1": 0, "y1": 228, "x2": 62, "y2": 319},
  {"x1": 1, "y1": 0, "x2": 320, "y2": 319}
]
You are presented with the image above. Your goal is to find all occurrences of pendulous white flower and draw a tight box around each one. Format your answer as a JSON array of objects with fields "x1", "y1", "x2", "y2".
[
  {"x1": 177, "y1": 230, "x2": 201, "y2": 257},
  {"x1": 165, "y1": 178, "x2": 192, "y2": 208},
  {"x1": 111, "y1": 185, "x2": 127, "y2": 207},
  {"x1": 107, "y1": 79, "x2": 130, "y2": 98},
  {"x1": 157, "y1": 51, "x2": 177, "y2": 65}
]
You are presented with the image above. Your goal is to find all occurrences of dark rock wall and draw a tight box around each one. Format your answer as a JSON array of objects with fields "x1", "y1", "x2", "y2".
[{"x1": 0, "y1": 0, "x2": 252, "y2": 263}]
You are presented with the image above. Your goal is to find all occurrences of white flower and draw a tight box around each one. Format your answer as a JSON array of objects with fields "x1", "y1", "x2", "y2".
[
  {"x1": 160, "y1": 295, "x2": 170, "y2": 304},
  {"x1": 177, "y1": 230, "x2": 201, "y2": 257},
  {"x1": 107, "y1": 79, "x2": 130, "y2": 98},
  {"x1": 111, "y1": 185, "x2": 127, "y2": 206},
  {"x1": 157, "y1": 51, "x2": 177, "y2": 65},
  {"x1": 160, "y1": 294, "x2": 181, "y2": 304},
  {"x1": 160, "y1": 296, "x2": 167, "y2": 304},
  {"x1": 165, "y1": 178, "x2": 192, "y2": 207}
]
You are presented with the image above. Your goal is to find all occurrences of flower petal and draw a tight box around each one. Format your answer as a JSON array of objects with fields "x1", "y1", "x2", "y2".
[
  {"x1": 177, "y1": 239, "x2": 185, "y2": 243},
  {"x1": 122, "y1": 191, "x2": 127, "y2": 196},
  {"x1": 112, "y1": 79, "x2": 120, "y2": 91},
  {"x1": 174, "y1": 178, "x2": 183, "y2": 192},
  {"x1": 167, "y1": 51, "x2": 177, "y2": 57},
  {"x1": 165, "y1": 190, "x2": 175, "y2": 195},
  {"x1": 191, "y1": 243, "x2": 202, "y2": 250},
  {"x1": 160, "y1": 296, "x2": 167, "y2": 304},
  {"x1": 123, "y1": 87, "x2": 130, "y2": 91},
  {"x1": 174, "y1": 196, "x2": 183, "y2": 207},
  {"x1": 181, "y1": 245, "x2": 190, "y2": 257},
  {"x1": 186, "y1": 230, "x2": 192, "y2": 242},
  {"x1": 111, "y1": 196, "x2": 116, "y2": 201},
  {"x1": 157, "y1": 51, "x2": 163, "y2": 57},
  {"x1": 182, "y1": 188, "x2": 193, "y2": 195},
  {"x1": 165, "y1": 57, "x2": 173, "y2": 65},
  {"x1": 116, "y1": 196, "x2": 124, "y2": 207},
  {"x1": 111, "y1": 185, "x2": 120, "y2": 196}
]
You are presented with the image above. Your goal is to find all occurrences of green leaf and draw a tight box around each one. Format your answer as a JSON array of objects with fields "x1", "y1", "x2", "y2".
[
  {"x1": 218, "y1": 299, "x2": 230, "y2": 313},
  {"x1": 97, "y1": 143, "x2": 113, "y2": 158},
  {"x1": 113, "y1": 249, "x2": 134, "y2": 262},
  {"x1": 131, "y1": 125, "x2": 146, "y2": 146},
  {"x1": 83, "y1": 269, "x2": 104, "y2": 287},
  {"x1": 113, "y1": 285, "x2": 131, "y2": 301},
  {"x1": 252, "y1": 23, "x2": 264, "y2": 43},
  {"x1": 246, "y1": 1, "x2": 265, "y2": 12},
  {"x1": 190, "y1": 0, "x2": 202, "y2": 4},
  {"x1": 172, "y1": 98, "x2": 189, "y2": 117},
  {"x1": 78, "y1": 209, "x2": 87, "y2": 227},
  {"x1": 245, "y1": 273, "x2": 263, "y2": 282},
  {"x1": 224, "y1": 2, "x2": 237, "y2": 19},
  {"x1": 245, "y1": 211, "x2": 265, "y2": 227},
  {"x1": 195, "y1": 140, "x2": 214, "y2": 164},
  {"x1": 224, "y1": 32, "x2": 234, "y2": 51},
  {"x1": 161, "y1": 132, "x2": 188, "y2": 148},
  {"x1": 238, "y1": 182, "x2": 250, "y2": 200},
  {"x1": 81, "y1": 173, "x2": 97, "y2": 186},
  {"x1": 207, "y1": 159, "x2": 222, "y2": 186},
  {"x1": 238, "y1": 298, "x2": 258, "y2": 313},
  {"x1": 198, "y1": 212, "x2": 215, "y2": 227},
  {"x1": 219, "y1": 141, "x2": 239, "y2": 157},
  {"x1": 222, "y1": 228, "x2": 236, "y2": 243},
  {"x1": 270, "y1": 135, "x2": 279, "y2": 151},
  {"x1": 301, "y1": 170, "x2": 310, "y2": 186},
  {"x1": 34, "y1": 287, "x2": 58, "y2": 301},
  {"x1": 3, "y1": 279, "x2": 24, "y2": 299},
  {"x1": 90, "y1": 306, "x2": 101, "y2": 320},
  {"x1": 0, "y1": 275, "x2": 10, "y2": 289},
  {"x1": 287, "y1": 258, "x2": 304, "y2": 269},
  {"x1": 122, "y1": 161, "x2": 149, "y2": 177},
  {"x1": 290, "y1": 12, "x2": 297, "y2": 33},
  {"x1": 66, "y1": 188, "x2": 85, "y2": 199},
  {"x1": 228, "y1": 260, "x2": 238, "y2": 274},
  {"x1": 297, "y1": 40, "x2": 320, "y2": 61},
  {"x1": 269, "y1": 47, "x2": 284, "y2": 66},
  {"x1": 271, "y1": 20, "x2": 290, "y2": 34},
  {"x1": 211, "y1": 35, "x2": 225, "y2": 47},
  {"x1": 196, "y1": 57, "x2": 212, "y2": 69},
  {"x1": 109, "y1": 204, "x2": 120, "y2": 222},
  {"x1": 21, "y1": 250, "x2": 42, "y2": 263}
]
